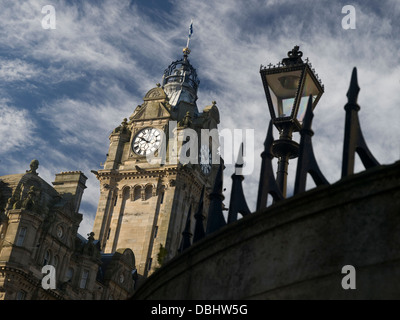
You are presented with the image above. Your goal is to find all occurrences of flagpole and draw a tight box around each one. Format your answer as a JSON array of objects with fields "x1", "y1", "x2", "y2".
[{"x1": 185, "y1": 20, "x2": 193, "y2": 51}]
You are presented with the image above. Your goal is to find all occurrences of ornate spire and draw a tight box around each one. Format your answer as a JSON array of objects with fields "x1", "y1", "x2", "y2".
[
  {"x1": 161, "y1": 21, "x2": 199, "y2": 107},
  {"x1": 161, "y1": 50, "x2": 200, "y2": 107}
]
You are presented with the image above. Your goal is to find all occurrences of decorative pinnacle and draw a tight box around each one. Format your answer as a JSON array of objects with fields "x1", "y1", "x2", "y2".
[{"x1": 346, "y1": 67, "x2": 360, "y2": 104}]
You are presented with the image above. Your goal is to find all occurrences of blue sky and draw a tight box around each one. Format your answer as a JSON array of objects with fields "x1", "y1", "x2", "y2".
[{"x1": 1, "y1": 0, "x2": 399, "y2": 235}]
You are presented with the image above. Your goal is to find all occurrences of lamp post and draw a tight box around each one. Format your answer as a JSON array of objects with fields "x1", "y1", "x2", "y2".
[{"x1": 260, "y1": 46, "x2": 324, "y2": 197}]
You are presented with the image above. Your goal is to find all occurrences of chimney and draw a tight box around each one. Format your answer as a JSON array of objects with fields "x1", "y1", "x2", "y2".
[{"x1": 52, "y1": 171, "x2": 87, "y2": 213}]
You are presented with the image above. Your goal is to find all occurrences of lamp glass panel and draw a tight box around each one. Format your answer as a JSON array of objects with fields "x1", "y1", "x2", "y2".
[
  {"x1": 265, "y1": 70, "x2": 302, "y2": 118},
  {"x1": 297, "y1": 72, "x2": 320, "y2": 122}
]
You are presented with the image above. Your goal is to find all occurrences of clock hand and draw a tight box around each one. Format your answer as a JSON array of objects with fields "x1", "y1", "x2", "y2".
[{"x1": 139, "y1": 137, "x2": 150, "y2": 143}]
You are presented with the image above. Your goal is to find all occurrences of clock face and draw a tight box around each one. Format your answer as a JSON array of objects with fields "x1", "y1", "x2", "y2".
[
  {"x1": 132, "y1": 127, "x2": 162, "y2": 156},
  {"x1": 56, "y1": 225, "x2": 63, "y2": 239},
  {"x1": 199, "y1": 144, "x2": 212, "y2": 175}
]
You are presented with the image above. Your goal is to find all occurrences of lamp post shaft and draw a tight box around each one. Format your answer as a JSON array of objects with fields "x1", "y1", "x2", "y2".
[
  {"x1": 276, "y1": 155, "x2": 289, "y2": 197},
  {"x1": 271, "y1": 124, "x2": 299, "y2": 198}
]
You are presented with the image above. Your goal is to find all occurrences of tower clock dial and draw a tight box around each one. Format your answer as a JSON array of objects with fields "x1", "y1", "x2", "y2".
[
  {"x1": 56, "y1": 225, "x2": 64, "y2": 239},
  {"x1": 200, "y1": 144, "x2": 212, "y2": 175},
  {"x1": 132, "y1": 127, "x2": 162, "y2": 156}
]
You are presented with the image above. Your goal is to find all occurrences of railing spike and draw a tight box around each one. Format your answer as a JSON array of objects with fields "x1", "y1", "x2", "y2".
[
  {"x1": 346, "y1": 67, "x2": 360, "y2": 105},
  {"x1": 294, "y1": 95, "x2": 329, "y2": 194},
  {"x1": 342, "y1": 68, "x2": 379, "y2": 177},
  {"x1": 193, "y1": 186, "x2": 206, "y2": 243},
  {"x1": 178, "y1": 205, "x2": 192, "y2": 253},
  {"x1": 205, "y1": 162, "x2": 226, "y2": 235},
  {"x1": 227, "y1": 144, "x2": 251, "y2": 224},
  {"x1": 256, "y1": 120, "x2": 283, "y2": 210}
]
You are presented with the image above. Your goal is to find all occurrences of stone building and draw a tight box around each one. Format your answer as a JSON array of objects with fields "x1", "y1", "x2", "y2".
[
  {"x1": 0, "y1": 46, "x2": 220, "y2": 299},
  {"x1": 0, "y1": 162, "x2": 136, "y2": 300}
]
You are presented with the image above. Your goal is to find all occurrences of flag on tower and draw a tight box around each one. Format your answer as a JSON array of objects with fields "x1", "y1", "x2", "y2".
[{"x1": 188, "y1": 20, "x2": 193, "y2": 38}]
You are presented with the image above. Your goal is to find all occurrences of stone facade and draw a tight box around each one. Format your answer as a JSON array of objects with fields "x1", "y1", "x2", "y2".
[{"x1": 0, "y1": 167, "x2": 136, "y2": 300}]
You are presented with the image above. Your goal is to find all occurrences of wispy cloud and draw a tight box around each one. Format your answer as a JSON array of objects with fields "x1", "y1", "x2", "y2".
[
  {"x1": 0, "y1": 0, "x2": 398, "y2": 235},
  {"x1": 0, "y1": 99, "x2": 36, "y2": 153}
]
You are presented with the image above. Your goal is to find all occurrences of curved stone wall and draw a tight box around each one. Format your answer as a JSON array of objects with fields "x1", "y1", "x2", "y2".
[{"x1": 132, "y1": 161, "x2": 400, "y2": 299}]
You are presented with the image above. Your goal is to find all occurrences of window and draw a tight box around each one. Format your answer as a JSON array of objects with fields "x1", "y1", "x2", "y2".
[
  {"x1": 160, "y1": 191, "x2": 165, "y2": 204},
  {"x1": 107, "y1": 228, "x2": 111, "y2": 240},
  {"x1": 53, "y1": 255, "x2": 59, "y2": 268},
  {"x1": 145, "y1": 185, "x2": 152, "y2": 200},
  {"x1": 133, "y1": 187, "x2": 141, "y2": 201},
  {"x1": 154, "y1": 226, "x2": 158, "y2": 239},
  {"x1": 147, "y1": 258, "x2": 153, "y2": 271},
  {"x1": 43, "y1": 250, "x2": 51, "y2": 266},
  {"x1": 16, "y1": 290, "x2": 26, "y2": 300},
  {"x1": 16, "y1": 227, "x2": 27, "y2": 246},
  {"x1": 66, "y1": 268, "x2": 74, "y2": 282},
  {"x1": 80, "y1": 269, "x2": 89, "y2": 289}
]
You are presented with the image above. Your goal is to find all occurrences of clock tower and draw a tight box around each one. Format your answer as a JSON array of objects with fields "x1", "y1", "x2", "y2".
[{"x1": 92, "y1": 47, "x2": 221, "y2": 278}]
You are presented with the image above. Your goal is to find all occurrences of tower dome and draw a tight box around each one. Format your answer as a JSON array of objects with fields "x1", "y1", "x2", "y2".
[{"x1": 161, "y1": 47, "x2": 200, "y2": 107}]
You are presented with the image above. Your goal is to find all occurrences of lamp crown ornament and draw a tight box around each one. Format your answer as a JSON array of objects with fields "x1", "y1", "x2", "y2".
[{"x1": 282, "y1": 45, "x2": 303, "y2": 65}]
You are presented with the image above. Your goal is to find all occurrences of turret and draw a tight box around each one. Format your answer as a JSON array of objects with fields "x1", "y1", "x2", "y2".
[{"x1": 161, "y1": 47, "x2": 200, "y2": 109}]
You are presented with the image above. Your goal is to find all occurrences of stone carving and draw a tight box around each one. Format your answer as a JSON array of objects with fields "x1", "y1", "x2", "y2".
[
  {"x1": 8, "y1": 184, "x2": 23, "y2": 210},
  {"x1": 26, "y1": 159, "x2": 39, "y2": 175},
  {"x1": 82, "y1": 232, "x2": 101, "y2": 260},
  {"x1": 149, "y1": 89, "x2": 162, "y2": 98},
  {"x1": 112, "y1": 118, "x2": 130, "y2": 134},
  {"x1": 178, "y1": 111, "x2": 192, "y2": 128},
  {"x1": 21, "y1": 186, "x2": 39, "y2": 211}
]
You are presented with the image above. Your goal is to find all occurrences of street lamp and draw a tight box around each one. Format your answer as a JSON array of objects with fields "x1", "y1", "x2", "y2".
[{"x1": 260, "y1": 46, "x2": 324, "y2": 197}]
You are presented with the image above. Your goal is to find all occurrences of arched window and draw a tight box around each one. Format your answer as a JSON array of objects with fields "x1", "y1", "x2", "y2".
[
  {"x1": 123, "y1": 187, "x2": 130, "y2": 201},
  {"x1": 16, "y1": 227, "x2": 27, "y2": 246},
  {"x1": 133, "y1": 186, "x2": 141, "y2": 201},
  {"x1": 145, "y1": 185, "x2": 153, "y2": 200},
  {"x1": 43, "y1": 250, "x2": 51, "y2": 266},
  {"x1": 66, "y1": 267, "x2": 74, "y2": 282},
  {"x1": 80, "y1": 269, "x2": 89, "y2": 289},
  {"x1": 53, "y1": 255, "x2": 59, "y2": 268}
]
